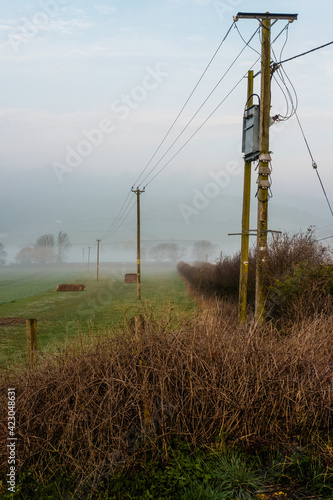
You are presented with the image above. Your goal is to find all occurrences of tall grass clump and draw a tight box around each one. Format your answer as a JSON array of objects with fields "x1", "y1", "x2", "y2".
[{"x1": 0, "y1": 303, "x2": 332, "y2": 496}]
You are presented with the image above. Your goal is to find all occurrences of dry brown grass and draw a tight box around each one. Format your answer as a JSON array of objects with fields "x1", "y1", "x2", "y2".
[{"x1": 1, "y1": 302, "x2": 332, "y2": 486}]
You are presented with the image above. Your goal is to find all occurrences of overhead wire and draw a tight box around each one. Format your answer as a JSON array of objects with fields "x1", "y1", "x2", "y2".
[
  {"x1": 102, "y1": 194, "x2": 137, "y2": 241},
  {"x1": 143, "y1": 22, "x2": 291, "y2": 188},
  {"x1": 131, "y1": 21, "x2": 235, "y2": 188},
  {"x1": 100, "y1": 21, "x2": 236, "y2": 240},
  {"x1": 316, "y1": 235, "x2": 333, "y2": 242},
  {"x1": 275, "y1": 40, "x2": 333, "y2": 66},
  {"x1": 295, "y1": 111, "x2": 333, "y2": 217},
  {"x1": 144, "y1": 56, "x2": 261, "y2": 187},
  {"x1": 271, "y1": 26, "x2": 298, "y2": 122},
  {"x1": 98, "y1": 20, "x2": 295, "y2": 238},
  {"x1": 138, "y1": 25, "x2": 261, "y2": 188},
  {"x1": 234, "y1": 23, "x2": 261, "y2": 56},
  {"x1": 270, "y1": 27, "x2": 333, "y2": 218},
  {"x1": 99, "y1": 189, "x2": 134, "y2": 240}
]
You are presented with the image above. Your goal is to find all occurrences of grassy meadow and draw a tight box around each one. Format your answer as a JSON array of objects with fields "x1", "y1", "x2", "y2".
[
  {"x1": 0, "y1": 240, "x2": 332, "y2": 499},
  {"x1": 0, "y1": 264, "x2": 195, "y2": 368}
]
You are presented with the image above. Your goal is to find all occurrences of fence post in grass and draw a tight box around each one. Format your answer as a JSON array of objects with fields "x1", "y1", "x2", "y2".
[
  {"x1": 133, "y1": 314, "x2": 152, "y2": 432},
  {"x1": 134, "y1": 314, "x2": 144, "y2": 341},
  {"x1": 26, "y1": 318, "x2": 37, "y2": 369}
]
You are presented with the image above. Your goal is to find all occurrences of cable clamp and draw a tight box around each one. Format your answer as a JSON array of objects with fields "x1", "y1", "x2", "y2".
[
  {"x1": 312, "y1": 161, "x2": 317, "y2": 169},
  {"x1": 271, "y1": 62, "x2": 281, "y2": 74},
  {"x1": 259, "y1": 166, "x2": 271, "y2": 175},
  {"x1": 259, "y1": 153, "x2": 272, "y2": 162},
  {"x1": 258, "y1": 179, "x2": 271, "y2": 189}
]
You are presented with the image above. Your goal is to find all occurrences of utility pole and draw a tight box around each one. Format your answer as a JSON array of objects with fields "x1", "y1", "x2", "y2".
[
  {"x1": 131, "y1": 187, "x2": 145, "y2": 300},
  {"x1": 82, "y1": 248, "x2": 85, "y2": 264},
  {"x1": 238, "y1": 70, "x2": 254, "y2": 323},
  {"x1": 255, "y1": 16, "x2": 271, "y2": 323},
  {"x1": 234, "y1": 12, "x2": 297, "y2": 322},
  {"x1": 96, "y1": 239, "x2": 101, "y2": 281},
  {"x1": 88, "y1": 246, "x2": 91, "y2": 273}
]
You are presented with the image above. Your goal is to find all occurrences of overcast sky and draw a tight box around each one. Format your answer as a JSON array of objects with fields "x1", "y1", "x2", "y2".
[{"x1": 1, "y1": 0, "x2": 333, "y2": 262}]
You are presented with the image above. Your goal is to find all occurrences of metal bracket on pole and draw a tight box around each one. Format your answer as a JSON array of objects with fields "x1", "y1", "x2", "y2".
[
  {"x1": 228, "y1": 232, "x2": 257, "y2": 237},
  {"x1": 234, "y1": 12, "x2": 298, "y2": 22}
]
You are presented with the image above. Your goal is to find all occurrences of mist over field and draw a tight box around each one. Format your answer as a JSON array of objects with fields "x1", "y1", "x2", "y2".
[{"x1": 1, "y1": 1, "x2": 333, "y2": 265}]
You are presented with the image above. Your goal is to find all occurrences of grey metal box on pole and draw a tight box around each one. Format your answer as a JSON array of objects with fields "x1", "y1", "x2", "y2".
[{"x1": 242, "y1": 104, "x2": 260, "y2": 162}]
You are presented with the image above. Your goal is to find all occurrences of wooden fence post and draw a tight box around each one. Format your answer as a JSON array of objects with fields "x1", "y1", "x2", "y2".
[{"x1": 26, "y1": 319, "x2": 37, "y2": 369}]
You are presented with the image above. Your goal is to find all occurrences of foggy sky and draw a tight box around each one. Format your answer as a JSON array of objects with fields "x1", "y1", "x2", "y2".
[{"x1": 1, "y1": 0, "x2": 333, "y2": 263}]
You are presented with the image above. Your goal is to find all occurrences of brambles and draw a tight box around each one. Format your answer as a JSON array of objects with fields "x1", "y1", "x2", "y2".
[
  {"x1": 0, "y1": 304, "x2": 332, "y2": 497},
  {"x1": 178, "y1": 231, "x2": 333, "y2": 321}
]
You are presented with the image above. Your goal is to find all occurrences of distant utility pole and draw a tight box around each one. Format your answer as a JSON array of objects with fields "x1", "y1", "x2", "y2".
[
  {"x1": 88, "y1": 246, "x2": 91, "y2": 273},
  {"x1": 131, "y1": 187, "x2": 145, "y2": 300},
  {"x1": 82, "y1": 248, "x2": 85, "y2": 264},
  {"x1": 235, "y1": 12, "x2": 297, "y2": 322},
  {"x1": 96, "y1": 239, "x2": 101, "y2": 281}
]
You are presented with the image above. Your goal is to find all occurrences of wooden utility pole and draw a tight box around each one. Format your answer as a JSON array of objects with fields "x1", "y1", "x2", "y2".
[
  {"x1": 235, "y1": 12, "x2": 297, "y2": 322},
  {"x1": 238, "y1": 70, "x2": 254, "y2": 323},
  {"x1": 88, "y1": 246, "x2": 91, "y2": 273},
  {"x1": 132, "y1": 187, "x2": 145, "y2": 300},
  {"x1": 255, "y1": 16, "x2": 271, "y2": 323},
  {"x1": 96, "y1": 239, "x2": 101, "y2": 281},
  {"x1": 26, "y1": 318, "x2": 37, "y2": 369}
]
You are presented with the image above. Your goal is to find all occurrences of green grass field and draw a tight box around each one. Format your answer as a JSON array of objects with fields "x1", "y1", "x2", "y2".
[{"x1": 0, "y1": 264, "x2": 195, "y2": 368}]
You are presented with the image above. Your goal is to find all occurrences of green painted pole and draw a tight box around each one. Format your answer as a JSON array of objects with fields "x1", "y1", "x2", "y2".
[
  {"x1": 255, "y1": 17, "x2": 271, "y2": 322},
  {"x1": 238, "y1": 70, "x2": 254, "y2": 323}
]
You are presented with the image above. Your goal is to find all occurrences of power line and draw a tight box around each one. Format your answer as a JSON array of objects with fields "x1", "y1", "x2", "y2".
[
  {"x1": 138, "y1": 26, "x2": 260, "y2": 188},
  {"x1": 316, "y1": 235, "x2": 333, "y2": 242},
  {"x1": 141, "y1": 22, "x2": 290, "y2": 188},
  {"x1": 295, "y1": 111, "x2": 333, "y2": 217},
  {"x1": 103, "y1": 194, "x2": 137, "y2": 241},
  {"x1": 100, "y1": 22, "x2": 236, "y2": 241},
  {"x1": 145, "y1": 57, "x2": 262, "y2": 188},
  {"x1": 234, "y1": 23, "x2": 261, "y2": 56},
  {"x1": 131, "y1": 21, "x2": 235, "y2": 188},
  {"x1": 99, "y1": 189, "x2": 131, "y2": 239},
  {"x1": 272, "y1": 40, "x2": 333, "y2": 66},
  {"x1": 98, "y1": 21, "x2": 290, "y2": 238}
]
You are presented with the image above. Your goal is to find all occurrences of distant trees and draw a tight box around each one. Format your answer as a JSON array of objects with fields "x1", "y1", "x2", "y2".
[
  {"x1": 15, "y1": 232, "x2": 71, "y2": 265},
  {"x1": 192, "y1": 240, "x2": 216, "y2": 262},
  {"x1": 149, "y1": 243, "x2": 186, "y2": 263},
  {"x1": 35, "y1": 234, "x2": 55, "y2": 249},
  {"x1": 56, "y1": 231, "x2": 71, "y2": 263},
  {"x1": 15, "y1": 247, "x2": 35, "y2": 265},
  {"x1": 0, "y1": 242, "x2": 7, "y2": 266}
]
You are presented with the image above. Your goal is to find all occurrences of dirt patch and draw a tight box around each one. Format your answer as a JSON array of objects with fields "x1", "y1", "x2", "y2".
[{"x1": 0, "y1": 318, "x2": 26, "y2": 326}]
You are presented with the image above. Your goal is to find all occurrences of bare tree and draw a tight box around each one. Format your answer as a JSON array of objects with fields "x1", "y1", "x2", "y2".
[
  {"x1": 192, "y1": 240, "x2": 216, "y2": 262},
  {"x1": 15, "y1": 247, "x2": 34, "y2": 265},
  {"x1": 56, "y1": 231, "x2": 71, "y2": 263},
  {"x1": 150, "y1": 243, "x2": 187, "y2": 263},
  {"x1": 150, "y1": 243, "x2": 168, "y2": 262},
  {"x1": 0, "y1": 242, "x2": 7, "y2": 266},
  {"x1": 165, "y1": 243, "x2": 187, "y2": 262},
  {"x1": 35, "y1": 234, "x2": 55, "y2": 249}
]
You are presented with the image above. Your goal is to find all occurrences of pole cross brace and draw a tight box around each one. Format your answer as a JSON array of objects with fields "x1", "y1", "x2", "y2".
[{"x1": 228, "y1": 232, "x2": 257, "y2": 237}]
